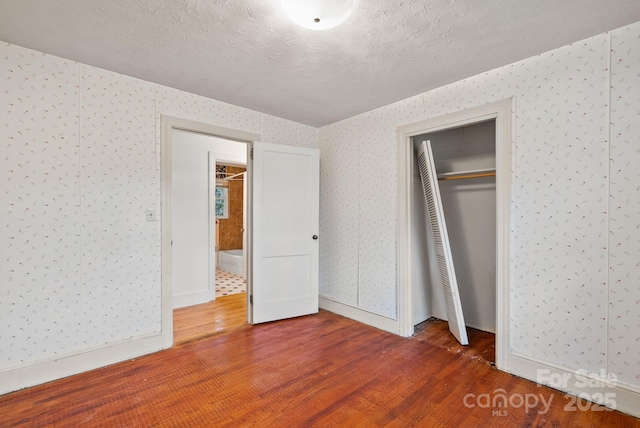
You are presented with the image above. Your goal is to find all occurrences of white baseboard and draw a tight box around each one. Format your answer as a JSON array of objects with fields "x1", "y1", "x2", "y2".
[
  {"x1": 319, "y1": 296, "x2": 399, "y2": 335},
  {"x1": 173, "y1": 289, "x2": 214, "y2": 309},
  {"x1": 508, "y1": 353, "x2": 640, "y2": 418},
  {"x1": 0, "y1": 333, "x2": 164, "y2": 395}
]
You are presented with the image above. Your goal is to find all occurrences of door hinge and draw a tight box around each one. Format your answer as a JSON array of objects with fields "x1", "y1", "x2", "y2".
[
  {"x1": 250, "y1": 295, "x2": 253, "y2": 304},
  {"x1": 250, "y1": 148, "x2": 254, "y2": 160}
]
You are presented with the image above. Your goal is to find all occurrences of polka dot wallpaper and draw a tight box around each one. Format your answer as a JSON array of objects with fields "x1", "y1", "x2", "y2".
[
  {"x1": 608, "y1": 23, "x2": 640, "y2": 388},
  {"x1": 510, "y1": 34, "x2": 611, "y2": 373},
  {"x1": 318, "y1": 120, "x2": 360, "y2": 307},
  {"x1": 2, "y1": 19, "x2": 640, "y2": 395},
  {"x1": 1, "y1": 48, "x2": 82, "y2": 366},
  {"x1": 80, "y1": 66, "x2": 159, "y2": 348},
  {"x1": 0, "y1": 42, "x2": 317, "y2": 369},
  {"x1": 319, "y1": 22, "x2": 640, "y2": 390}
]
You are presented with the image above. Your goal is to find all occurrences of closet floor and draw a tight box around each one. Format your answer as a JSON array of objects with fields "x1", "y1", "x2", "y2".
[{"x1": 415, "y1": 317, "x2": 495, "y2": 364}]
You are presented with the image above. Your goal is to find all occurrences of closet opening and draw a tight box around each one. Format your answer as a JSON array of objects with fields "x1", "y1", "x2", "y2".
[
  {"x1": 411, "y1": 119, "x2": 497, "y2": 364},
  {"x1": 396, "y1": 99, "x2": 511, "y2": 371}
]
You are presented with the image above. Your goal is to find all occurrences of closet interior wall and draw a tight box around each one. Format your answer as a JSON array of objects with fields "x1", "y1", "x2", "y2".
[{"x1": 412, "y1": 120, "x2": 497, "y2": 334}]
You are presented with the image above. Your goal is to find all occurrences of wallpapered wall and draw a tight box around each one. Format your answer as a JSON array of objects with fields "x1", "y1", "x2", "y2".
[
  {"x1": 608, "y1": 23, "x2": 640, "y2": 389},
  {"x1": 318, "y1": 22, "x2": 640, "y2": 389},
  {"x1": 0, "y1": 42, "x2": 317, "y2": 370},
  {"x1": 2, "y1": 20, "x2": 639, "y2": 394}
]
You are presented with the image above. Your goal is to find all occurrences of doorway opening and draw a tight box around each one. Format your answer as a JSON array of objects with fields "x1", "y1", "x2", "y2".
[
  {"x1": 171, "y1": 154, "x2": 248, "y2": 344},
  {"x1": 162, "y1": 118, "x2": 321, "y2": 348},
  {"x1": 396, "y1": 99, "x2": 512, "y2": 371},
  {"x1": 161, "y1": 116, "x2": 259, "y2": 349}
]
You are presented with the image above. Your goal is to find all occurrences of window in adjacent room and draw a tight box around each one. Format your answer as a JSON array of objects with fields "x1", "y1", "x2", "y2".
[{"x1": 215, "y1": 186, "x2": 229, "y2": 219}]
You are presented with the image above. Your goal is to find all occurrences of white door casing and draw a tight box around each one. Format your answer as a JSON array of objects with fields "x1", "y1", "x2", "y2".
[
  {"x1": 208, "y1": 152, "x2": 216, "y2": 300},
  {"x1": 396, "y1": 99, "x2": 511, "y2": 369},
  {"x1": 242, "y1": 170, "x2": 248, "y2": 279},
  {"x1": 250, "y1": 141, "x2": 320, "y2": 323},
  {"x1": 417, "y1": 140, "x2": 469, "y2": 345},
  {"x1": 161, "y1": 116, "x2": 259, "y2": 349}
]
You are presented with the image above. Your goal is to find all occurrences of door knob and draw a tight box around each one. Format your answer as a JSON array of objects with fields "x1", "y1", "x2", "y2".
[{"x1": 312, "y1": 235, "x2": 318, "y2": 240}]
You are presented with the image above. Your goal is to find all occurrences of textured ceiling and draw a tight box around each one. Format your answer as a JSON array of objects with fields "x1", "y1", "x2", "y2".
[{"x1": 1, "y1": 0, "x2": 639, "y2": 127}]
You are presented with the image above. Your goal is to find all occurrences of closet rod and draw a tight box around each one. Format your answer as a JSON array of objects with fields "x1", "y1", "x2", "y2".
[
  {"x1": 224, "y1": 171, "x2": 246, "y2": 180},
  {"x1": 437, "y1": 167, "x2": 496, "y2": 181},
  {"x1": 439, "y1": 172, "x2": 495, "y2": 181}
]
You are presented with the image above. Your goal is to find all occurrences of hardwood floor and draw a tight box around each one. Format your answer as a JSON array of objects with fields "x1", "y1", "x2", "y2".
[
  {"x1": 1, "y1": 308, "x2": 637, "y2": 427},
  {"x1": 174, "y1": 293, "x2": 247, "y2": 344}
]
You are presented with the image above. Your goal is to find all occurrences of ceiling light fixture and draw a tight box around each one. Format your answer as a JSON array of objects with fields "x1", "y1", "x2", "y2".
[{"x1": 282, "y1": 0, "x2": 356, "y2": 31}]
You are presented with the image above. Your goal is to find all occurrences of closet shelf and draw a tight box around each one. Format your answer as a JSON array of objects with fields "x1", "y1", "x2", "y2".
[{"x1": 437, "y1": 167, "x2": 496, "y2": 181}]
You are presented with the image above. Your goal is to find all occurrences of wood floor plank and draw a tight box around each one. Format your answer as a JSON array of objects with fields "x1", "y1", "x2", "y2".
[
  {"x1": 1, "y1": 304, "x2": 637, "y2": 427},
  {"x1": 173, "y1": 293, "x2": 246, "y2": 344}
]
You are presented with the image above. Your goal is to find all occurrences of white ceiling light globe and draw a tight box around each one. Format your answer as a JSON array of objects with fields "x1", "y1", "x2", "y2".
[{"x1": 282, "y1": 0, "x2": 356, "y2": 30}]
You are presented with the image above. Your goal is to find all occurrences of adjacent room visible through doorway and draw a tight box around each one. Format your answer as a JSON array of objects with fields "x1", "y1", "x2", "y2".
[
  {"x1": 214, "y1": 162, "x2": 247, "y2": 297},
  {"x1": 167, "y1": 121, "x2": 251, "y2": 345}
]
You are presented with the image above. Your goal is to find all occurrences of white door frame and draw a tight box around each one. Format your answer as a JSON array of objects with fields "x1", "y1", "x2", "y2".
[
  {"x1": 161, "y1": 116, "x2": 259, "y2": 349},
  {"x1": 396, "y1": 99, "x2": 512, "y2": 371}
]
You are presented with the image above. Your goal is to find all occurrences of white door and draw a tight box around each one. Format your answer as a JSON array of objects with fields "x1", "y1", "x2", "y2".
[
  {"x1": 250, "y1": 141, "x2": 320, "y2": 323},
  {"x1": 417, "y1": 140, "x2": 469, "y2": 345}
]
